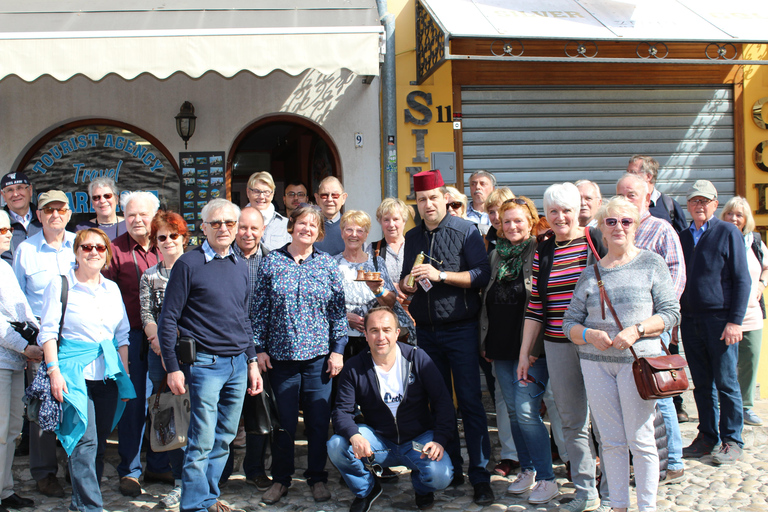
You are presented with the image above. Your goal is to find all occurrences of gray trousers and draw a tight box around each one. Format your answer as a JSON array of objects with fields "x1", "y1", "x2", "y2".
[{"x1": 27, "y1": 362, "x2": 59, "y2": 481}]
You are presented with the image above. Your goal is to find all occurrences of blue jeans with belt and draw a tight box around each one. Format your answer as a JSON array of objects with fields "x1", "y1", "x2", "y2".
[{"x1": 417, "y1": 322, "x2": 491, "y2": 485}]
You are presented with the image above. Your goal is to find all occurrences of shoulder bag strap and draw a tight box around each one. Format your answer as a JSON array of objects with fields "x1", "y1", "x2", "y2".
[
  {"x1": 373, "y1": 240, "x2": 381, "y2": 272},
  {"x1": 585, "y1": 228, "x2": 601, "y2": 261},
  {"x1": 58, "y1": 275, "x2": 69, "y2": 348}
]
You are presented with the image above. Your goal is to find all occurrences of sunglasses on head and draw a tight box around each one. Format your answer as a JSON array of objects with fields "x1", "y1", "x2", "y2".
[
  {"x1": 41, "y1": 206, "x2": 69, "y2": 215},
  {"x1": 80, "y1": 243, "x2": 107, "y2": 254},
  {"x1": 207, "y1": 220, "x2": 237, "y2": 229},
  {"x1": 604, "y1": 217, "x2": 635, "y2": 228},
  {"x1": 157, "y1": 233, "x2": 181, "y2": 242},
  {"x1": 503, "y1": 198, "x2": 528, "y2": 206},
  {"x1": 91, "y1": 193, "x2": 114, "y2": 202},
  {"x1": 0, "y1": 227, "x2": 14, "y2": 235},
  {"x1": 447, "y1": 201, "x2": 463, "y2": 210}
]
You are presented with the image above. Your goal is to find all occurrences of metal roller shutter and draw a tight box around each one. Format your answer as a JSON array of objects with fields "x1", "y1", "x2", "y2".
[{"x1": 461, "y1": 86, "x2": 735, "y2": 213}]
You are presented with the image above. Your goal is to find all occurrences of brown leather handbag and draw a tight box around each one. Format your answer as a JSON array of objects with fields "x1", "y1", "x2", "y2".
[{"x1": 593, "y1": 264, "x2": 689, "y2": 400}]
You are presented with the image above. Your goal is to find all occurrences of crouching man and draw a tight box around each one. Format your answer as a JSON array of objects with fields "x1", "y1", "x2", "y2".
[{"x1": 328, "y1": 306, "x2": 454, "y2": 512}]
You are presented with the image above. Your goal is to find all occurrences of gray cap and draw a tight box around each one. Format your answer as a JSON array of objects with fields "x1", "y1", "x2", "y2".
[
  {"x1": 37, "y1": 190, "x2": 70, "y2": 209},
  {"x1": 687, "y1": 180, "x2": 717, "y2": 201}
]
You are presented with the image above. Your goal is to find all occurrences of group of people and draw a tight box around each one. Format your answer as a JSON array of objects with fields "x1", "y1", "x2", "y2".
[{"x1": 0, "y1": 153, "x2": 763, "y2": 512}]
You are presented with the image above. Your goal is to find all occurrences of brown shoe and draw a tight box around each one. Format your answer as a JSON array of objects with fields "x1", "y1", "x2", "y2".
[
  {"x1": 119, "y1": 476, "x2": 143, "y2": 497},
  {"x1": 311, "y1": 481, "x2": 331, "y2": 502},
  {"x1": 207, "y1": 500, "x2": 245, "y2": 512},
  {"x1": 144, "y1": 470, "x2": 175, "y2": 485},
  {"x1": 659, "y1": 468, "x2": 685, "y2": 486},
  {"x1": 36, "y1": 474, "x2": 65, "y2": 498},
  {"x1": 261, "y1": 483, "x2": 288, "y2": 505}
]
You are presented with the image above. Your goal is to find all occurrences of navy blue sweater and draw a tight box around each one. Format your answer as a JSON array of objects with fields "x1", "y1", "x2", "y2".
[
  {"x1": 679, "y1": 216, "x2": 750, "y2": 324},
  {"x1": 158, "y1": 247, "x2": 256, "y2": 373},
  {"x1": 332, "y1": 343, "x2": 455, "y2": 449}
]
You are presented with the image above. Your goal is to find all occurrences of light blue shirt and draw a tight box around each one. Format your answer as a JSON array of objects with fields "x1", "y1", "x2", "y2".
[
  {"x1": 13, "y1": 230, "x2": 76, "y2": 317},
  {"x1": 689, "y1": 217, "x2": 711, "y2": 247},
  {"x1": 38, "y1": 268, "x2": 130, "y2": 380},
  {"x1": 466, "y1": 202, "x2": 489, "y2": 227},
  {"x1": 201, "y1": 240, "x2": 236, "y2": 263}
]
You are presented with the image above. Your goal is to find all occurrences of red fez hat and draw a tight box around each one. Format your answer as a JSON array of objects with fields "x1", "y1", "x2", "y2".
[{"x1": 413, "y1": 169, "x2": 445, "y2": 193}]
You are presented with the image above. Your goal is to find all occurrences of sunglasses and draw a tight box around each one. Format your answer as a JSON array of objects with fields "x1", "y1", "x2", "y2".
[
  {"x1": 319, "y1": 193, "x2": 342, "y2": 200},
  {"x1": 604, "y1": 217, "x2": 635, "y2": 228},
  {"x1": 206, "y1": 220, "x2": 237, "y2": 229},
  {"x1": 41, "y1": 206, "x2": 69, "y2": 215},
  {"x1": 157, "y1": 233, "x2": 181, "y2": 242},
  {"x1": 503, "y1": 198, "x2": 528, "y2": 206},
  {"x1": 447, "y1": 201, "x2": 463, "y2": 210},
  {"x1": 512, "y1": 375, "x2": 547, "y2": 398},
  {"x1": 0, "y1": 227, "x2": 14, "y2": 235},
  {"x1": 80, "y1": 243, "x2": 107, "y2": 254},
  {"x1": 91, "y1": 193, "x2": 114, "y2": 202}
]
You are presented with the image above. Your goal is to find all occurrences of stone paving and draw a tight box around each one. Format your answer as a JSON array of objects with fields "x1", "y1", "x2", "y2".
[{"x1": 9, "y1": 390, "x2": 768, "y2": 512}]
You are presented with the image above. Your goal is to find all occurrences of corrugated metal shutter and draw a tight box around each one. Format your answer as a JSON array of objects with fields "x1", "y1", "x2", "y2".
[{"x1": 461, "y1": 86, "x2": 735, "y2": 212}]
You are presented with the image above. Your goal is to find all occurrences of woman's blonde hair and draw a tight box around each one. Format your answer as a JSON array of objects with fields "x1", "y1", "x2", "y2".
[
  {"x1": 485, "y1": 187, "x2": 515, "y2": 212},
  {"x1": 595, "y1": 195, "x2": 641, "y2": 227},
  {"x1": 247, "y1": 171, "x2": 275, "y2": 191},
  {"x1": 720, "y1": 196, "x2": 755, "y2": 234},
  {"x1": 375, "y1": 197, "x2": 410, "y2": 223},
  {"x1": 340, "y1": 210, "x2": 371, "y2": 233}
]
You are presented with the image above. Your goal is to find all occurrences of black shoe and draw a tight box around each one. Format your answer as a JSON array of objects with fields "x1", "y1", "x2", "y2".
[
  {"x1": 682, "y1": 435, "x2": 716, "y2": 459},
  {"x1": 415, "y1": 491, "x2": 434, "y2": 510},
  {"x1": 1, "y1": 493, "x2": 34, "y2": 509},
  {"x1": 144, "y1": 470, "x2": 175, "y2": 485},
  {"x1": 246, "y1": 474, "x2": 273, "y2": 492},
  {"x1": 676, "y1": 403, "x2": 689, "y2": 423},
  {"x1": 473, "y1": 482, "x2": 494, "y2": 506},
  {"x1": 450, "y1": 472, "x2": 465, "y2": 487},
  {"x1": 36, "y1": 474, "x2": 65, "y2": 498},
  {"x1": 350, "y1": 480, "x2": 382, "y2": 512}
]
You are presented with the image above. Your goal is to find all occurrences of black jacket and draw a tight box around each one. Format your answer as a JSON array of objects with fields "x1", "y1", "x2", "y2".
[
  {"x1": 332, "y1": 342, "x2": 455, "y2": 448},
  {"x1": 648, "y1": 192, "x2": 687, "y2": 235},
  {"x1": 2, "y1": 205, "x2": 42, "y2": 264},
  {"x1": 401, "y1": 214, "x2": 491, "y2": 329}
]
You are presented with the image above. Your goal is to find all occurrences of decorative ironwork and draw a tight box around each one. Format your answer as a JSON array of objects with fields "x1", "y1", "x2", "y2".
[
  {"x1": 636, "y1": 42, "x2": 669, "y2": 59},
  {"x1": 564, "y1": 41, "x2": 598, "y2": 58},
  {"x1": 705, "y1": 43, "x2": 738, "y2": 60},
  {"x1": 416, "y1": 0, "x2": 446, "y2": 84},
  {"x1": 490, "y1": 39, "x2": 524, "y2": 57}
]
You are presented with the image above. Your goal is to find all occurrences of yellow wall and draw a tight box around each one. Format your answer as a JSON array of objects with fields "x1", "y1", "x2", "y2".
[{"x1": 743, "y1": 44, "x2": 768, "y2": 399}]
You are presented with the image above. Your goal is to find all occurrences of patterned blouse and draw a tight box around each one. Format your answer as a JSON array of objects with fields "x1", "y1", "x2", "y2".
[
  {"x1": 139, "y1": 262, "x2": 171, "y2": 328},
  {"x1": 334, "y1": 253, "x2": 395, "y2": 337},
  {"x1": 525, "y1": 237, "x2": 589, "y2": 343},
  {"x1": 251, "y1": 245, "x2": 348, "y2": 361}
]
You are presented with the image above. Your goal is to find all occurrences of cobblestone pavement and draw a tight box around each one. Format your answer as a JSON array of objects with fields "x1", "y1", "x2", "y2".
[{"x1": 10, "y1": 391, "x2": 768, "y2": 512}]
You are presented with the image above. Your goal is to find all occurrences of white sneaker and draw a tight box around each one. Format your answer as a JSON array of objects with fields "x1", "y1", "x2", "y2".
[
  {"x1": 507, "y1": 469, "x2": 536, "y2": 494},
  {"x1": 528, "y1": 479, "x2": 559, "y2": 504}
]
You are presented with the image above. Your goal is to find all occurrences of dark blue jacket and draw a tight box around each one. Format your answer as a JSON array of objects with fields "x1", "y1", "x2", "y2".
[
  {"x1": 400, "y1": 214, "x2": 490, "y2": 329},
  {"x1": 679, "y1": 216, "x2": 750, "y2": 324},
  {"x1": 332, "y1": 342, "x2": 455, "y2": 448},
  {"x1": 1, "y1": 205, "x2": 42, "y2": 264},
  {"x1": 648, "y1": 192, "x2": 687, "y2": 235}
]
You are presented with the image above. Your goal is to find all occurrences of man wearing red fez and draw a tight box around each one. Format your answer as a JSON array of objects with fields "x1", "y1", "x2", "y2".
[{"x1": 399, "y1": 169, "x2": 494, "y2": 506}]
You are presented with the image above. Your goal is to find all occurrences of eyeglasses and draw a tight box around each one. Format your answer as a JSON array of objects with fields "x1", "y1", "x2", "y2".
[
  {"x1": 512, "y1": 375, "x2": 547, "y2": 398},
  {"x1": 286, "y1": 192, "x2": 307, "y2": 199},
  {"x1": 0, "y1": 227, "x2": 14, "y2": 235},
  {"x1": 447, "y1": 201, "x2": 463, "y2": 210},
  {"x1": 40, "y1": 206, "x2": 69, "y2": 215},
  {"x1": 319, "y1": 193, "x2": 342, "y2": 200},
  {"x1": 361, "y1": 449, "x2": 390, "y2": 477},
  {"x1": 157, "y1": 233, "x2": 181, "y2": 242},
  {"x1": 206, "y1": 220, "x2": 237, "y2": 229},
  {"x1": 2, "y1": 185, "x2": 29, "y2": 195},
  {"x1": 91, "y1": 193, "x2": 114, "y2": 202},
  {"x1": 248, "y1": 188, "x2": 273, "y2": 197},
  {"x1": 687, "y1": 198, "x2": 712, "y2": 206},
  {"x1": 604, "y1": 217, "x2": 635, "y2": 228},
  {"x1": 80, "y1": 243, "x2": 107, "y2": 254}
]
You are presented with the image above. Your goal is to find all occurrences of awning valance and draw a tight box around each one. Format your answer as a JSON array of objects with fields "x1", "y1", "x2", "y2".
[{"x1": 0, "y1": 1, "x2": 384, "y2": 82}]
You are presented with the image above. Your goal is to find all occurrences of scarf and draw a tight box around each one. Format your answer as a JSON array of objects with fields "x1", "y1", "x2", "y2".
[{"x1": 496, "y1": 236, "x2": 532, "y2": 282}]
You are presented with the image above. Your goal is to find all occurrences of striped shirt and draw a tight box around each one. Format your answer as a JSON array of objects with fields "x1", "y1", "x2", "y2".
[
  {"x1": 526, "y1": 237, "x2": 588, "y2": 342},
  {"x1": 634, "y1": 211, "x2": 686, "y2": 300}
]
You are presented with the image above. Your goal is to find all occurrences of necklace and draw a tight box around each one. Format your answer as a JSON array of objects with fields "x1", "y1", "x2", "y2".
[{"x1": 555, "y1": 238, "x2": 574, "y2": 249}]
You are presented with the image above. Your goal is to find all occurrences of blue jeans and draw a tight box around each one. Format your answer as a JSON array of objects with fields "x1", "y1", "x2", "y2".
[
  {"x1": 417, "y1": 322, "x2": 491, "y2": 485},
  {"x1": 657, "y1": 332, "x2": 683, "y2": 471},
  {"x1": 69, "y1": 380, "x2": 118, "y2": 512},
  {"x1": 680, "y1": 312, "x2": 743, "y2": 446},
  {"x1": 269, "y1": 355, "x2": 332, "y2": 487},
  {"x1": 181, "y1": 352, "x2": 247, "y2": 512},
  {"x1": 327, "y1": 425, "x2": 453, "y2": 496},
  {"x1": 148, "y1": 350, "x2": 186, "y2": 481},
  {"x1": 494, "y1": 359, "x2": 554, "y2": 481},
  {"x1": 117, "y1": 328, "x2": 169, "y2": 478}
]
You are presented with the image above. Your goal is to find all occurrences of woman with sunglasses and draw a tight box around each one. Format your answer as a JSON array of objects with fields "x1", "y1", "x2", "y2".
[
  {"x1": 0, "y1": 210, "x2": 41, "y2": 509},
  {"x1": 563, "y1": 196, "x2": 679, "y2": 512},
  {"x1": 251, "y1": 205, "x2": 348, "y2": 505},
  {"x1": 38, "y1": 227, "x2": 135, "y2": 512},
  {"x1": 518, "y1": 182, "x2": 607, "y2": 512},
  {"x1": 138, "y1": 211, "x2": 189, "y2": 508},
  {"x1": 445, "y1": 186, "x2": 469, "y2": 219},
  {"x1": 75, "y1": 177, "x2": 126, "y2": 239},
  {"x1": 480, "y1": 197, "x2": 560, "y2": 504}
]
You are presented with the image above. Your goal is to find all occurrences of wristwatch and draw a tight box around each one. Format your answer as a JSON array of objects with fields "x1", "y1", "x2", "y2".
[
  {"x1": 439, "y1": 271, "x2": 447, "y2": 283},
  {"x1": 635, "y1": 323, "x2": 645, "y2": 337},
  {"x1": 247, "y1": 357, "x2": 259, "y2": 365}
]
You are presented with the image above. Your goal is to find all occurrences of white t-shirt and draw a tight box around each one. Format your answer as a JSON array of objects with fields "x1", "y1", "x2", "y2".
[{"x1": 374, "y1": 345, "x2": 404, "y2": 417}]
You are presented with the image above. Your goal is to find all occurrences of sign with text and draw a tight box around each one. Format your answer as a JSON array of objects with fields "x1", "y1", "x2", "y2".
[{"x1": 179, "y1": 151, "x2": 225, "y2": 246}]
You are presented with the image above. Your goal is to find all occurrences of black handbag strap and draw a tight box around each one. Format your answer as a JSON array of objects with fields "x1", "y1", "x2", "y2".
[{"x1": 57, "y1": 275, "x2": 68, "y2": 348}]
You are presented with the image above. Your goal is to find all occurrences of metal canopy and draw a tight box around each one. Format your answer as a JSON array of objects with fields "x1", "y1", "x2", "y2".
[{"x1": 0, "y1": 1, "x2": 384, "y2": 82}]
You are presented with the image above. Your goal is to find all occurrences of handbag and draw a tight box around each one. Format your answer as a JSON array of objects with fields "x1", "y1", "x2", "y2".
[
  {"x1": 372, "y1": 246, "x2": 417, "y2": 345},
  {"x1": 146, "y1": 377, "x2": 190, "y2": 452},
  {"x1": 593, "y1": 264, "x2": 689, "y2": 400},
  {"x1": 243, "y1": 372, "x2": 281, "y2": 437}
]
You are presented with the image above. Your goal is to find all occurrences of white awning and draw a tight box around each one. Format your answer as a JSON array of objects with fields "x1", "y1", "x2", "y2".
[
  {"x1": 423, "y1": 0, "x2": 768, "y2": 42},
  {"x1": 0, "y1": 1, "x2": 384, "y2": 82}
]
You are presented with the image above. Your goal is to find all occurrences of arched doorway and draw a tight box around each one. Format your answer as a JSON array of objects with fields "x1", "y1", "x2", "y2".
[{"x1": 227, "y1": 115, "x2": 342, "y2": 209}]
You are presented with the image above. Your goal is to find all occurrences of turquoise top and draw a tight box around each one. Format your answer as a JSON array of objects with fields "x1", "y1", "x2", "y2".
[{"x1": 56, "y1": 337, "x2": 136, "y2": 455}]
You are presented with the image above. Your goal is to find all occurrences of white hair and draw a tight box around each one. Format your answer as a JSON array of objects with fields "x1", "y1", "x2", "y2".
[
  {"x1": 617, "y1": 173, "x2": 650, "y2": 195},
  {"x1": 202, "y1": 199, "x2": 240, "y2": 223},
  {"x1": 88, "y1": 177, "x2": 119, "y2": 197},
  {"x1": 121, "y1": 191, "x2": 160, "y2": 214},
  {"x1": 543, "y1": 182, "x2": 581, "y2": 212},
  {"x1": 0, "y1": 209, "x2": 10, "y2": 227}
]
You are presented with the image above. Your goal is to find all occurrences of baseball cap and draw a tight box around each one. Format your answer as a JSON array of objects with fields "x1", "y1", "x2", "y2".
[
  {"x1": 686, "y1": 180, "x2": 718, "y2": 201},
  {"x1": 0, "y1": 172, "x2": 31, "y2": 190},
  {"x1": 37, "y1": 190, "x2": 71, "y2": 209}
]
